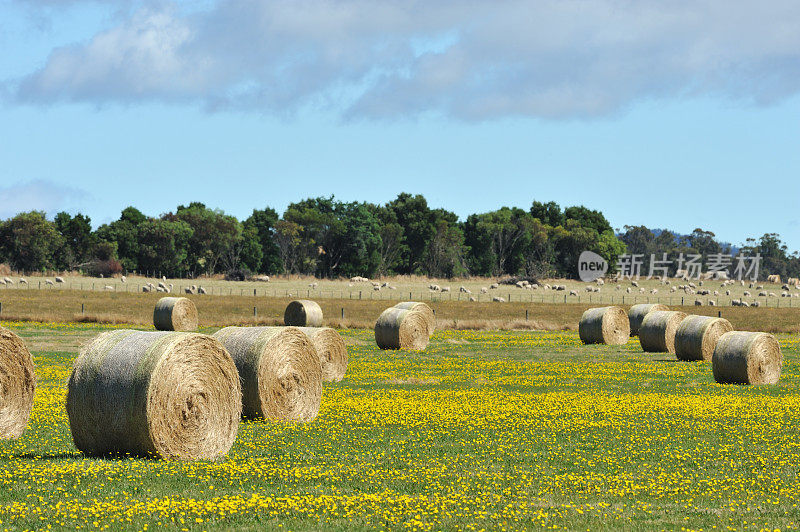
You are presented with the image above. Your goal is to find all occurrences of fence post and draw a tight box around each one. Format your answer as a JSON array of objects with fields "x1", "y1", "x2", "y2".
[
  {"x1": 81, "y1": 303, "x2": 84, "y2": 314},
  {"x1": 254, "y1": 306, "x2": 257, "y2": 318},
  {"x1": 341, "y1": 307, "x2": 344, "y2": 319},
  {"x1": 525, "y1": 309, "x2": 528, "y2": 321}
]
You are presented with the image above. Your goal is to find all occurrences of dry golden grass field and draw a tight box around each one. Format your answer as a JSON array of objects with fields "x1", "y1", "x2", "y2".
[{"x1": 0, "y1": 283, "x2": 798, "y2": 333}]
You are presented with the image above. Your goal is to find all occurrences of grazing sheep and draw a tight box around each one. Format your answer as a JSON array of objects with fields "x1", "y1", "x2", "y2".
[
  {"x1": 767, "y1": 274, "x2": 781, "y2": 284},
  {"x1": 650, "y1": 289, "x2": 658, "y2": 294},
  {"x1": 631, "y1": 281, "x2": 639, "y2": 287},
  {"x1": 469, "y1": 296, "x2": 477, "y2": 302},
  {"x1": 626, "y1": 287, "x2": 632, "y2": 293},
  {"x1": 741, "y1": 301, "x2": 750, "y2": 307},
  {"x1": 695, "y1": 300, "x2": 703, "y2": 306},
  {"x1": 740, "y1": 280, "x2": 745, "y2": 286},
  {"x1": 45, "y1": 279, "x2": 55, "y2": 286},
  {"x1": 158, "y1": 282, "x2": 167, "y2": 290},
  {"x1": 725, "y1": 290, "x2": 731, "y2": 296},
  {"x1": 569, "y1": 290, "x2": 578, "y2": 296},
  {"x1": 490, "y1": 283, "x2": 499, "y2": 289},
  {"x1": 373, "y1": 285, "x2": 381, "y2": 291},
  {"x1": 3, "y1": 277, "x2": 12, "y2": 285},
  {"x1": 156, "y1": 286, "x2": 167, "y2": 293},
  {"x1": 104, "y1": 285, "x2": 114, "y2": 291},
  {"x1": 769, "y1": 292, "x2": 777, "y2": 298},
  {"x1": 381, "y1": 282, "x2": 389, "y2": 288},
  {"x1": 708, "y1": 300, "x2": 716, "y2": 306},
  {"x1": 698, "y1": 289, "x2": 709, "y2": 296},
  {"x1": 121, "y1": 276, "x2": 127, "y2": 283},
  {"x1": 142, "y1": 286, "x2": 151, "y2": 292},
  {"x1": 19, "y1": 278, "x2": 27, "y2": 285},
  {"x1": 699, "y1": 280, "x2": 704, "y2": 286},
  {"x1": 309, "y1": 282, "x2": 318, "y2": 288},
  {"x1": 198, "y1": 287, "x2": 207, "y2": 294},
  {"x1": 55, "y1": 276, "x2": 64, "y2": 283},
  {"x1": 543, "y1": 284, "x2": 551, "y2": 290},
  {"x1": 441, "y1": 287, "x2": 450, "y2": 293},
  {"x1": 713, "y1": 290, "x2": 719, "y2": 296},
  {"x1": 0, "y1": 279, "x2": 5, "y2": 286},
  {"x1": 757, "y1": 285, "x2": 764, "y2": 290},
  {"x1": 492, "y1": 296, "x2": 505, "y2": 302},
  {"x1": 639, "y1": 287, "x2": 645, "y2": 293},
  {"x1": 758, "y1": 291, "x2": 768, "y2": 297},
  {"x1": 743, "y1": 291, "x2": 751, "y2": 297},
  {"x1": 480, "y1": 287, "x2": 488, "y2": 294},
  {"x1": 615, "y1": 285, "x2": 621, "y2": 291},
  {"x1": 162, "y1": 276, "x2": 167, "y2": 282},
  {"x1": 585, "y1": 286, "x2": 594, "y2": 292},
  {"x1": 688, "y1": 282, "x2": 696, "y2": 289},
  {"x1": 388, "y1": 285, "x2": 397, "y2": 290},
  {"x1": 670, "y1": 287, "x2": 677, "y2": 293},
  {"x1": 596, "y1": 278, "x2": 605, "y2": 285},
  {"x1": 752, "y1": 301, "x2": 761, "y2": 307},
  {"x1": 184, "y1": 287, "x2": 194, "y2": 294}
]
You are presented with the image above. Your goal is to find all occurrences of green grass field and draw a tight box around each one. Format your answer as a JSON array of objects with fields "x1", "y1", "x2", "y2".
[{"x1": 1, "y1": 321, "x2": 799, "y2": 530}]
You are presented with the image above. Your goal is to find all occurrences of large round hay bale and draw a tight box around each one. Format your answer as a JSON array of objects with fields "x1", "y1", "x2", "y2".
[
  {"x1": 628, "y1": 303, "x2": 669, "y2": 336},
  {"x1": 212, "y1": 326, "x2": 322, "y2": 421},
  {"x1": 0, "y1": 327, "x2": 36, "y2": 439},
  {"x1": 298, "y1": 327, "x2": 348, "y2": 382},
  {"x1": 284, "y1": 300, "x2": 323, "y2": 327},
  {"x1": 375, "y1": 307, "x2": 430, "y2": 350},
  {"x1": 66, "y1": 330, "x2": 241, "y2": 460},
  {"x1": 579, "y1": 306, "x2": 630, "y2": 345},
  {"x1": 674, "y1": 315, "x2": 733, "y2": 361},
  {"x1": 392, "y1": 302, "x2": 436, "y2": 337},
  {"x1": 712, "y1": 331, "x2": 782, "y2": 385},
  {"x1": 153, "y1": 297, "x2": 198, "y2": 331},
  {"x1": 638, "y1": 310, "x2": 688, "y2": 353}
]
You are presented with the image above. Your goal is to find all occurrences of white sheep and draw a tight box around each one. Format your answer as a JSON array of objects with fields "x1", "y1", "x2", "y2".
[
  {"x1": 46, "y1": 279, "x2": 55, "y2": 286},
  {"x1": 198, "y1": 287, "x2": 207, "y2": 294},
  {"x1": 55, "y1": 276, "x2": 65, "y2": 283},
  {"x1": 19, "y1": 278, "x2": 27, "y2": 285}
]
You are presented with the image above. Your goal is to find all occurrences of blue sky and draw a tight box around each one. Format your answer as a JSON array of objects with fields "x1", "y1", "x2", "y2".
[{"x1": 1, "y1": 0, "x2": 799, "y2": 252}]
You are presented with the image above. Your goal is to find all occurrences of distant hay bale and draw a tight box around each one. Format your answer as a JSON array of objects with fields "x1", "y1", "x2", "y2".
[
  {"x1": 579, "y1": 306, "x2": 630, "y2": 345},
  {"x1": 284, "y1": 300, "x2": 323, "y2": 327},
  {"x1": 153, "y1": 297, "x2": 198, "y2": 331},
  {"x1": 674, "y1": 315, "x2": 734, "y2": 362},
  {"x1": 0, "y1": 327, "x2": 36, "y2": 439},
  {"x1": 375, "y1": 307, "x2": 429, "y2": 350},
  {"x1": 638, "y1": 311, "x2": 688, "y2": 353},
  {"x1": 66, "y1": 330, "x2": 241, "y2": 460},
  {"x1": 712, "y1": 331, "x2": 782, "y2": 385},
  {"x1": 393, "y1": 302, "x2": 435, "y2": 337},
  {"x1": 628, "y1": 304, "x2": 669, "y2": 337},
  {"x1": 298, "y1": 327, "x2": 348, "y2": 382},
  {"x1": 212, "y1": 326, "x2": 322, "y2": 421}
]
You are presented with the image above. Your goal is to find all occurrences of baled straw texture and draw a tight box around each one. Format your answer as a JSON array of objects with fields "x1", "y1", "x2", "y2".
[
  {"x1": 375, "y1": 307, "x2": 430, "y2": 350},
  {"x1": 0, "y1": 327, "x2": 36, "y2": 439},
  {"x1": 212, "y1": 326, "x2": 322, "y2": 421},
  {"x1": 579, "y1": 306, "x2": 630, "y2": 345},
  {"x1": 638, "y1": 310, "x2": 688, "y2": 353},
  {"x1": 674, "y1": 315, "x2": 733, "y2": 361},
  {"x1": 153, "y1": 297, "x2": 198, "y2": 331},
  {"x1": 284, "y1": 300, "x2": 323, "y2": 327},
  {"x1": 393, "y1": 302, "x2": 436, "y2": 337},
  {"x1": 66, "y1": 330, "x2": 241, "y2": 460},
  {"x1": 628, "y1": 303, "x2": 669, "y2": 337},
  {"x1": 298, "y1": 327, "x2": 348, "y2": 382},
  {"x1": 712, "y1": 331, "x2": 783, "y2": 385}
]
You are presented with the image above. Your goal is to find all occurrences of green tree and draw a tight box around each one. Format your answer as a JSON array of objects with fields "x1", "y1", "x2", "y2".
[
  {"x1": 135, "y1": 219, "x2": 193, "y2": 277},
  {"x1": 54, "y1": 212, "x2": 96, "y2": 270},
  {"x1": 0, "y1": 211, "x2": 62, "y2": 272},
  {"x1": 530, "y1": 201, "x2": 564, "y2": 226},
  {"x1": 169, "y1": 202, "x2": 241, "y2": 275},
  {"x1": 244, "y1": 207, "x2": 282, "y2": 274},
  {"x1": 96, "y1": 207, "x2": 147, "y2": 272}
]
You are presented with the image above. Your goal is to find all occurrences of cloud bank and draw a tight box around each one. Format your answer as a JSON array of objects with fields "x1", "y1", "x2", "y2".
[
  {"x1": 0, "y1": 181, "x2": 90, "y2": 220},
  {"x1": 13, "y1": 0, "x2": 800, "y2": 120}
]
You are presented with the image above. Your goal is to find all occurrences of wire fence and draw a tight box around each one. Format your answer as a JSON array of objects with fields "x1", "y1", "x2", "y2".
[{"x1": 2, "y1": 280, "x2": 798, "y2": 308}]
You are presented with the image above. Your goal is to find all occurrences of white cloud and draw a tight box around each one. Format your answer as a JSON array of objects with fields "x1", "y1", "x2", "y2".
[
  {"x1": 13, "y1": 0, "x2": 800, "y2": 119},
  {"x1": 0, "y1": 180, "x2": 90, "y2": 220}
]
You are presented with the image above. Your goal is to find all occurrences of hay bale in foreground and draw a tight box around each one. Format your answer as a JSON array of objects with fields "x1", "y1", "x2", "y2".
[
  {"x1": 298, "y1": 327, "x2": 348, "y2": 382},
  {"x1": 579, "y1": 306, "x2": 630, "y2": 345},
  {"x1": 393, "y1": 301, "x2": 436, "y2": 337},
  {"x1": 375, "y1": 307, "x2": 430, "y2": 350},
  {"x1": 712, "y1": 331, "x2": 783, "y2": 385},
  {"x1": 0, "y1": 327, "x2": 36, "y2": 439},
  {"x1": 212, "y1": 327, "x2": 322, "y2": 421},
  {"x1": 674, "y1": 315, "x2": 733, "y2": 361},
  {"x1": 66, "y1": 330, "x2": 241, "y2": 460},
  {"x1": 153, "y1": 297, "x2": 198, "y2": 331},
  {"x1": 639, "y1": 310, "x2": 688, "y2": 353},
  {"x1": 628, "y1": 303, "x2": 669, "y2": 336},
  {"x1": 284, "y1": 300, "x2": 323, "y2": 327}
]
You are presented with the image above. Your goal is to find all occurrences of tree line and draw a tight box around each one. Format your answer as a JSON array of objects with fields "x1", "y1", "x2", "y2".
[{"x1": 0, "y1": 193, "x2": 797, "y2": 280}]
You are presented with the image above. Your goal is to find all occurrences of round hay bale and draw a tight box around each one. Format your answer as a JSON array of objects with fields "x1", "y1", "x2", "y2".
[
  {"x1": 212, "y1": 326, "x2": 322, "y2": 421},
  {"x1": 284, "y1": 300, "x2": 323, "y2": 327},
  {"x1": 375, "y1": 307, "x2": 430, "y2": 350},
  {"x1": 393, "y1": 301, "x2": 436, "y2": 337},
  {"x1": 66, "y1": 330, "x2": 241, "y2": 460},
  {"x1": 712, "y1": 331, "x2": 782, "y2": 385},
  {"x1": 0, "y1": 327, "x2": 36, "y2": 439},
  {"x1": 153, "y1": 297, "x2": 198, "y2": 331},
  {"x1": 628, "y1": 303, "x2": 669, "y2": 336},
  {"x1": 298, "y1": 327, "x2": 348, "y2": 382},
  {"x1": 638, "y1": 310, "x2": 688, "y2": 353},
  {"x1": 579, "y1": 306, "x2": 630, "y2": 345},
  {"x1": 674, "y1": 315, "x2": 733, "y2": 361}
]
